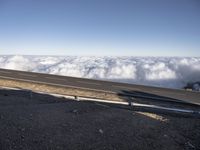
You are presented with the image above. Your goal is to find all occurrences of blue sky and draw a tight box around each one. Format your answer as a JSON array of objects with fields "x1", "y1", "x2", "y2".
[{"x1": 0, "y1": 0, "x2": 200, "y2": 56}]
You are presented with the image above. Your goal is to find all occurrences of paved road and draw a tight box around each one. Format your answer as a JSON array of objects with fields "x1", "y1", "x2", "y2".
[{"x1": 0, "y1": 68, "x2": 200, "y2": 105}]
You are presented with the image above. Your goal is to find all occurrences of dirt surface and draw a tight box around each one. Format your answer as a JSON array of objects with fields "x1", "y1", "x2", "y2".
[{"x1": 0, "y1": 88, "x2": 200, "y2": 150}]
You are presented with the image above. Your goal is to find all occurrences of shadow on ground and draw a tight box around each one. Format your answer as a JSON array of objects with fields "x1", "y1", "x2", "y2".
[
  {"x1": 0, "y1": 88, "x2": 200, "y2": 150},
  {"x1": 116, "y1": 89, "x2": 200, "y2": 117}
]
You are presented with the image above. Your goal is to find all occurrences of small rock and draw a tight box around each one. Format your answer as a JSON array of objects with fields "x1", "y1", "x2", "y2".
[
  {"x1": 99, "y1": 129, "x2": 104, "y2": 134},
  {"x1": 72, "y1": 109, "x2": 78, "y2": 113},
  {"x1": 163, "y1": 134, "x2": 168, "y2": 138},
  {"x1": 21, "y1": 135, "x2": 25, "y2": 140},
  {"x1": 186, "y1": 141, "x2": 195, "y2": 149},
  {"x1": 61, "y1": 124, "x2": 67, "y2": 127},
  {"x1": 49, "y1": 139, "x2": 53, "y2": 143}
]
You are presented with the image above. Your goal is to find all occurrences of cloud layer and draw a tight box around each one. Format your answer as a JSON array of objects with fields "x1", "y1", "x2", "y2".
[{"x1": 0, "y1": 55, "x2": 200, "y2": 90}]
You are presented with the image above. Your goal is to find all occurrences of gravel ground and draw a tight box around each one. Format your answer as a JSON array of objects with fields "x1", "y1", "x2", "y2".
[{"x1": 0, "y1": 88, "x2": 200, "y2": 150}]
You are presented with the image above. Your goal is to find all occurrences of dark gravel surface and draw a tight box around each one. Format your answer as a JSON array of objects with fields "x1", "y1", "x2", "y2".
[{"x1": 0, "y1": 88, "x2": 200, "y2": 150}]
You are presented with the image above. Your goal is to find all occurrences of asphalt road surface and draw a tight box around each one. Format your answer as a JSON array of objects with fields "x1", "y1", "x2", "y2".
[{"x1": 0, "y1": 68, "x2": 199, "y2": 105}]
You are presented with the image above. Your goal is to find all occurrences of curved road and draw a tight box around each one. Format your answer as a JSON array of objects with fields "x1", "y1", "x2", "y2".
[{"x1": 0, "y1": 68, "x2": 199, "y2": 105}]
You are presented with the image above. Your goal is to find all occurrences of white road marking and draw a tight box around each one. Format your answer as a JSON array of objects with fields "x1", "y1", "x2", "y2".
[
  {"x1": 44, "y1": 76, "x2": 67, "y2": 81},
  {"x1": 18, "y1": 73, "x2": 37, "y2": 77},
  {"x1": 76, "y1": 80, "x2": 101, "y2": 86}
]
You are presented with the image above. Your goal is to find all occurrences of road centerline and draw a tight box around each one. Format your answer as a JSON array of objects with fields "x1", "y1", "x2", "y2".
[{"x1": 18, "y1": 73, "x2": 37, "y2": 77}]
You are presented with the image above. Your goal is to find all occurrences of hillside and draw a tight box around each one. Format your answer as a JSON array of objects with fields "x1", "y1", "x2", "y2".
[{"x1": 0, "y1": 88, "x2": 200, "y2": 150}]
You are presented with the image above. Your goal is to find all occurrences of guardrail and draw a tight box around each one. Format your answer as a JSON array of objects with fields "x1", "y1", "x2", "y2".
[{"x1": 0, "y1": 77, "x2": 200, "y2": 117}]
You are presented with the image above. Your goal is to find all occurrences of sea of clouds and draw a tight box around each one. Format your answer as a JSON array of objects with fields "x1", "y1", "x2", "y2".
[{"x1": 0, "y1": 55, "x2": 200, "y2": 91}]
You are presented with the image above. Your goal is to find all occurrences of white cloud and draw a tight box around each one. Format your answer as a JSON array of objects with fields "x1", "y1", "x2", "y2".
[
  {"x1": 0, "y1": 55, "x2": 200, "y2": 90},
  {"x1": 0, "y1": 55, "x2": 37, "y2": 71}
]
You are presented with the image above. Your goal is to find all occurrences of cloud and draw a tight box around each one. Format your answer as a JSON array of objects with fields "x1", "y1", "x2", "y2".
[
  {"x1": 0, "y1": 55, "x2": 37, "y2": 71},
  {"x1": 0, "y1": 55, "x2": 200, "y2": 90}
]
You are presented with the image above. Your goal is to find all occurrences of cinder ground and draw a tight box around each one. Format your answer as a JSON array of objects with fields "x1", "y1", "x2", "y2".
[{"x1": 0, "y1": 88, "x2": 200, "y2": 150}]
